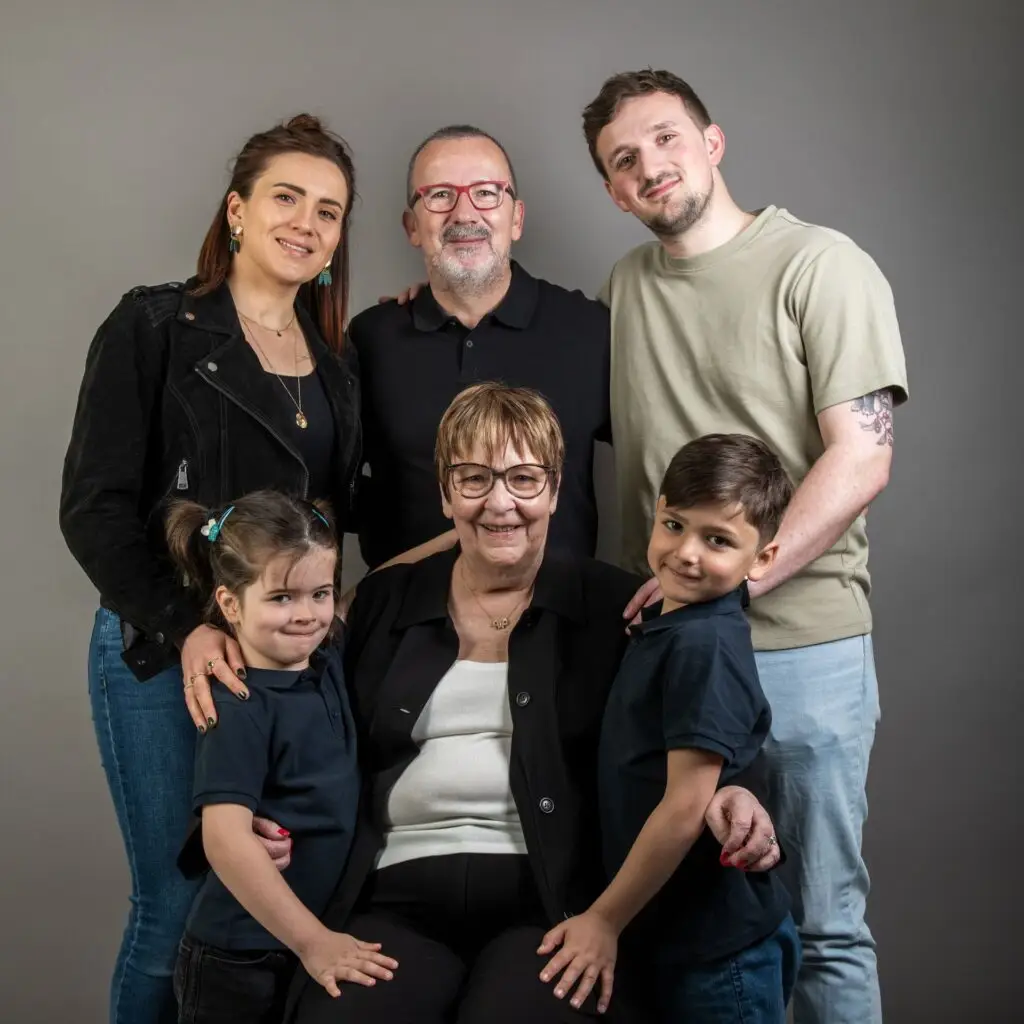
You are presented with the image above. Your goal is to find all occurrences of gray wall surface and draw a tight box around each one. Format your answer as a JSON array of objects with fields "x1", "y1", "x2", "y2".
[{"x1": 1, "y1": 0, "x2": 1021, "y2": 1020}]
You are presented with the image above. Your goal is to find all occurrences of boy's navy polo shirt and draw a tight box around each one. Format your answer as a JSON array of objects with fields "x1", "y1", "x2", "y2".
[
  {"x1": 185, "y1": 640, "x2": 359, "y2": 950},
  {"x1": 598, "y1": 586, "x2": 790, "y2": 965}
]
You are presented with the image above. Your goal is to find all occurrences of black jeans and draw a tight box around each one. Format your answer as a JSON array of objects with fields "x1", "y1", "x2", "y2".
[
  {"x1": 294, "y1": 853, "x2": 641, "y2": 1024},
  {"x1": 173, "y1": 933, "x2": 297, "y2": 1023}
]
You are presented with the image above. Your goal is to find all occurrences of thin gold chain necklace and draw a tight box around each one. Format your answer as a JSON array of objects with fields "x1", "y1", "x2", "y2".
[
  {"x1": 237, "y1": 308, "x2": 297, "y2": 337},
  {"x1": 240, "y1": 320, "x2": 309, "y2": 429},
  {"x1": 459, "y1": 561, "x2": 533, "y2": 631}
]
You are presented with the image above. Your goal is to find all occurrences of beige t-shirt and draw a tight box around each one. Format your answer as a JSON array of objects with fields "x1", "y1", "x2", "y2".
[{"x1": 601, "y1": 206, "x2": 909, "y2": 651}]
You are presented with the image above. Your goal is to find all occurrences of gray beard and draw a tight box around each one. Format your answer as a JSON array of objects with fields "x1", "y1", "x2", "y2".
[
  {"x1": 429, "y1": 244, "x2": 509, "y2": 297},
  {"x1": 642, "y1": 179, "x2": 714, "y2": 240}
]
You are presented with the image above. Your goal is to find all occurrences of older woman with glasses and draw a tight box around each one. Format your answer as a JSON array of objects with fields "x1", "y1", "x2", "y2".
[{"x1": 288, "y1": 383, "x2": 781, "y2": 1024}]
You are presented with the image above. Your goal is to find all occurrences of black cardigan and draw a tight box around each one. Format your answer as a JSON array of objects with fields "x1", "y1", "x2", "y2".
[{"x1": 284, "y1": 546, "x2": 642, "y2": 1019}]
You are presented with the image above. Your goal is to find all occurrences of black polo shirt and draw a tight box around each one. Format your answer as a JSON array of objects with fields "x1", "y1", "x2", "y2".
[
  {"x1": 185, "y1": 642, "x2": 360, "y2": 950},
  {"x1": 598, "y1": 587, "x2": 790, "y2": 965},
  {"x1": 348, "y1": 262, "x2": 611, "y2": 568}
]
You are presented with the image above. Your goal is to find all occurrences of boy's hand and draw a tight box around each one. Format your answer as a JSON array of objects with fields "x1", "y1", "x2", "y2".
[
  {"x1": 299, "y1": 929, "x2": 398, "y2": 998},
  {"x1": 537, "y1": 911, "x2": 618, "y2": 1013}
]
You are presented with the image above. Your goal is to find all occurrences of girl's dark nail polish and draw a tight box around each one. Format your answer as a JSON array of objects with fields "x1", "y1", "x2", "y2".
[
  {"x1": 236, "y1": 668, "x2": 247, "y2": 680},
  {"x1": 207, "y1": 717, "x2": 216, "y2": 729}
]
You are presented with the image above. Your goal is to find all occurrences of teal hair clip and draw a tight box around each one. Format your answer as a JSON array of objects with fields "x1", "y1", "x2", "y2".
[
  {"x1": 311, "y1": 507, "x2": 330, "y2": 529},
  {"x1": 200, "y1": 505, "x2": 235, "y2": 542}
]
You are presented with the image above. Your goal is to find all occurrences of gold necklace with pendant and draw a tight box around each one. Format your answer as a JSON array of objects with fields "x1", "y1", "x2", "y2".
[
  {"x1": 240, "y1": 320, "x2": 308, "y2": 429},
  {"x1": 460, "y1": 561, "x2": 533, "y2": 630}
]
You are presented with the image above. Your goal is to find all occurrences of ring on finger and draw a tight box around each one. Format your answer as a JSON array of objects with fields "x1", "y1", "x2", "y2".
[
  {"x1": 183, "y1": 681, "x2": 195, "y2": 690},
  {"x1": 206, "y1": 657, "x2": 221, "y2": 672},
  {"x1": 766, "y1": 834, "x2": 778, "y2": 847}
]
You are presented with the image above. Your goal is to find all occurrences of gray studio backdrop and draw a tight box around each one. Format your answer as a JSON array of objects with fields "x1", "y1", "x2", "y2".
[{"x1": 1, "y1": 0, "x2": 1020, "y2": 1020}]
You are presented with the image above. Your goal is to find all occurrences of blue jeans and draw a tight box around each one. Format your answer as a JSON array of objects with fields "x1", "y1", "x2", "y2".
[
  {"x1": 755, "y1": 634, "x2": 881, "y2": 1024},
  {"x1": 89, "y1": 608, "x2": 203, "y2": 1024},
  {"x1": 657, "y1": 914, "x2": 800, "y2": 1022}
]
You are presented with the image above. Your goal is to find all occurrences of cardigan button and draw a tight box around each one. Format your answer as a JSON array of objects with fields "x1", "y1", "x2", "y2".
[
  {"x1": 184, "y1": 311, "x2": 195, "y2": 321},
  {"x1": 539, "y1": 797, "x2": 555, "y2": 814},
  {"x1": 154, "y1": 632, "x2": 165, "y2": 645},
  {"x1": 515, "y1": 691, "x2": 531, "y2": 707},
  {"x1": 207, "y1": 361, "x2": 218, "y2": 372}
]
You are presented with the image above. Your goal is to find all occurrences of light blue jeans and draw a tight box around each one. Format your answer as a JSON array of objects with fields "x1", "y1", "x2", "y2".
[
  {"x1": 89, "y1": 608, "x2": 203, "y2": 1024},
  {"x1": 755, "y1": 634, "x2": 881, "y2": 1024}
]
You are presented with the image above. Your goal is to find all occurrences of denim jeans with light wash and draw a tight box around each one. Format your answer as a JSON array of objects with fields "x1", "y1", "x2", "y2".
[
  {"x1": 656, "y1": 913, "x2": 801, "y2": 1023},
  {"x1": 89, "y1": 608, "x2": 203, "y2": 1024},
  {"x1": 755, "y1": 634, "x2": 881, "y2": 1024}
]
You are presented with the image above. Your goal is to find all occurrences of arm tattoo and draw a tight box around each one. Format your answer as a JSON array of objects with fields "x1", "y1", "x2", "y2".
[{"x1": 850, "y1": 389, "x2": 894, "y2": 447}]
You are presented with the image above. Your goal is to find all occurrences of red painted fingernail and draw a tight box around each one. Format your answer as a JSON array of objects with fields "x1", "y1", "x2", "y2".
[
  {"x1": 278, "y1": 828, "x2": 290, "y2": 837},
  {"x1": 719, "y1": 850, "x2": 731, "y2": 866}
]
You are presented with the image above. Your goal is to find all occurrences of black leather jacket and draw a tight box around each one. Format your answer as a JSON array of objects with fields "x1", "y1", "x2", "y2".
[{"x1": 59, "y1": 279, "x2": 361, "y2": 678}]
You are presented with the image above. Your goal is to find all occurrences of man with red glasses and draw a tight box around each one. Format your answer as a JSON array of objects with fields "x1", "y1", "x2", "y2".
[{"x1": 348, "y1": 125, "x2": 613, "y2": 571}]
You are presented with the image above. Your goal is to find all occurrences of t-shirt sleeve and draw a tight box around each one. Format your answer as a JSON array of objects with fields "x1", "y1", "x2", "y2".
[
  {"x1": 191, "y1": 698, "x2": 270, "y2": 814},
  {"x1": 792, "y1": 240, "x2": 909, "y2": 414},
  {"x1": 661, "y1": 623, "x2": 767, "y2": 767},
  {"x1": 595, "y1": 275, "x2": 612, "y2": 308}
]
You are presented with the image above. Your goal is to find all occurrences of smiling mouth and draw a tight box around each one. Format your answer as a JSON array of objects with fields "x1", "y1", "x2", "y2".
[
  {"x1": 668, "y1": 566, "x2": 702, "y2": 581},
  {"x1": 644, "y1": 178, "x2": 679, "y2": 200},
  {"x1": 277, "y1": 238, "x2": 314, "y2": 256},
  {"x1": 480, "y1": 524, "x2": 519, "y2": 534}
]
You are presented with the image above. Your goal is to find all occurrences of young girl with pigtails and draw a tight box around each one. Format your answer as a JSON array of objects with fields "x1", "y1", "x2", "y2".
[{"x1": 163, "y1": 490, "x2": 396, "y2": 1024}]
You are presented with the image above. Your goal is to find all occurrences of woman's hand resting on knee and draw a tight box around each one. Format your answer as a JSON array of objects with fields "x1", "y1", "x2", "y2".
[{"x1": 297, "y1": 928, "x2": 398, "y2": 997}]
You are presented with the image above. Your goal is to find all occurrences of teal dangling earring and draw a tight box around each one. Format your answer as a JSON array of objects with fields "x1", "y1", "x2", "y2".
[
  {"x1": 228, "y1": 224, "x2": 242, "y2": 254},
  {"x1": 317, "y1": 261, "x2": 332, "y2": 286}
]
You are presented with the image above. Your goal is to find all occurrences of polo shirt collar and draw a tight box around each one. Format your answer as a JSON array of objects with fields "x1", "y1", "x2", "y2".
[
  {"x1": 395, "y1": 545, "x2": 586, "y2": 629},
  {"x1": 410, "y1": 260, "x2": 539, "y2": 332},
  {"x1": 633, "y1": 582, "x2": 749, "y2": 635}
]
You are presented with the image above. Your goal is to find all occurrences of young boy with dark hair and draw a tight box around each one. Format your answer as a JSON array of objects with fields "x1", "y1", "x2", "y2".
[{"x1": 537, "y1": 433, "x2": 800, "y2": 1022}]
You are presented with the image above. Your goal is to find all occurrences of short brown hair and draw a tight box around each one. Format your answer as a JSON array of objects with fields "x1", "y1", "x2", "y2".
[
  {"x1": 582, "y1": 69, "x2": 712, "y2": 179},
  {"x1": 659, "y1": 434, "x2": 794, "y2": 545},
  {"x1": 165, "y1": 490, "x2": 338, "y2": 631},
  {"x1": 435, "y1": 383, "x2": 565, "y2": 499},
  {"x1": 193, "y1": 114, "x2": 357, "y2": 354}
]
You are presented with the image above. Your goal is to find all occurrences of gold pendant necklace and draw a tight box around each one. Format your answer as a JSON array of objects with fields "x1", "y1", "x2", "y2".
[
  {"x1": 240, "y1": 320, "x2": 308, "y2": 429},
  {"x1": 460, "y1": 562, "x2": 532, "y2": 630}
]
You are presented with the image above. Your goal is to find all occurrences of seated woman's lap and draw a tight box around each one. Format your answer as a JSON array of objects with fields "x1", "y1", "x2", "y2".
[
  {"x1": 293, "y1": 915, "x2": 612, "y2": 1024},
  {"x1": 292, "y1": 854, "x2": 617, "y2": 1023}
]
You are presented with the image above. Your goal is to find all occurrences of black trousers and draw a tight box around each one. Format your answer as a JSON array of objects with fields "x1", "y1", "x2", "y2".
[
  {"x1": 293, "y1": 853, "x2": 639, "y2": 1024},
  {"x1": 173, "y1": 933, "x2": 296, "y2": 1023}
]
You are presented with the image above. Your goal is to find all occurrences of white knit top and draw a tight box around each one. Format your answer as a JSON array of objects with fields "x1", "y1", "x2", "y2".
[{"x1": 376, "y1": 660, "x2": 527, "y2": 870}]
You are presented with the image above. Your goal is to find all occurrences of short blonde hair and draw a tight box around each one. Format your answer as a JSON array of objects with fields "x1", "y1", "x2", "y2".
[{"x1": 435, "y1": 383, "x2": 565, "y2": 497}]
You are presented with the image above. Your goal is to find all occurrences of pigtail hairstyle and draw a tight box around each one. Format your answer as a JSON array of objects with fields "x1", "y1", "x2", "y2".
[
  {"x1": 164, "y1": 491, "x2": 340, "y2": 633},
  {"x1": 164, "y1": 499, "x2": 220, "y2": 604}
]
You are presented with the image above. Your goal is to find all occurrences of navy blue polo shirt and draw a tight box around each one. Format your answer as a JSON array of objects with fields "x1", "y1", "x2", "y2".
[
  {"x1": 184, "y1": 640, "x2": 359, "y2": 950},
  {"x1": 598, "y1": 586, "x2": 790, "y2": 964}
]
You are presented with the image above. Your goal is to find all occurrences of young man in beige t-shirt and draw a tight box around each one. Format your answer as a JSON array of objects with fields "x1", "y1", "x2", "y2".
[{"x1": 582, "y1": 70, "x2": 908, "y2": 1024}]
